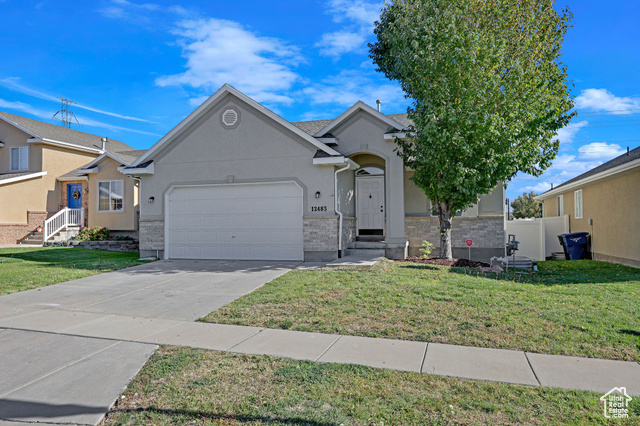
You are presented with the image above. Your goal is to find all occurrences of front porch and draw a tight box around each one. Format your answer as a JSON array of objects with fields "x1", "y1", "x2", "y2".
[{"x1": 334, "y1": 151, "x2": 408, "y2": 260}]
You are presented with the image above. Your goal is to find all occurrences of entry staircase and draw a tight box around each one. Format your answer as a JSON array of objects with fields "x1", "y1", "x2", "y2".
[
  {"x1": 344, "y1": 235, "x2": 386, "y2": 257},
  {"x1": 26, "y1": 207, "x2": 85, "y2": 245}
]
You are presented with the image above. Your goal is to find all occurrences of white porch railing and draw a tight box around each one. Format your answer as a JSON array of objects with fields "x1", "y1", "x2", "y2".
[{"x1": 43, "y1": 208, "x2": 84, "y2": 243}]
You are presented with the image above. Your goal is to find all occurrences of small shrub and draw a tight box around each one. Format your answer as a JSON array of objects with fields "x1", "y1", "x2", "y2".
[
  {"x1": 76, "y1": 226, "x2": 110, "y2": 242},
  {"x1": 420, "y1": 240, "x2": 435, "y2": 258},
  {"x1": 113, "y1": 235, "x2": 134, "y2": 241}
]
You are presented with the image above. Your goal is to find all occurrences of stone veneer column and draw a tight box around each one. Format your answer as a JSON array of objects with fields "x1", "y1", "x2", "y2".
[
  {"x1": 139, "y1": 218, "x2": 164, "y2": 258},
  {"x1": 303, "y1": 216, "x2": 339, "y2": 261}
]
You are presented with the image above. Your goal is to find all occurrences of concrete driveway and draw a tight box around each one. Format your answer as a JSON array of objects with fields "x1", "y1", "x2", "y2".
[{"x1": 0, "y1": 260, "x2": 296, "y2": 425}]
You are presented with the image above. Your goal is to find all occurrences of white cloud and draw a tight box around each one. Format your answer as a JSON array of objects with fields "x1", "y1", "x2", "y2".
[
  {"x1": 578, "y1": 142, "x2": 625, "y2": 160},
  {"x1": 0, "y1": 98, "x2": 53, "y2": 120},
  {"x1": 0, "y1": 77, "x2": 156, "y2": 123},
  {"x1": 303, "y1": 69, "x2": 405, "y2": 109},
  {"x1": 98, "y1": 0, "x2": 193, "y2": 27},
  {"x1": 326, "y1": 0, "x2": 382, "y2": 26},
  {"x1": 316, "y1": 0, "x2": 382, "y2": 58},
  {"x1": 99, "y1": 6, "x2": 128, "y2": 19},
  {"x1": 521, "y1": 182, "x2": 552, "y2": 193},
  {"x1": 317, "y1": 31, "x2": 367, "y2": 58},
  {"x1": 555, "y1": 120, "x2": 588, "y2": 145},
  {"x1": 155, "y1": 18, "x2": 303, "y2": 106},
  {"x1": 575, "y1": 88, "x2": 640, "y2": 115}
]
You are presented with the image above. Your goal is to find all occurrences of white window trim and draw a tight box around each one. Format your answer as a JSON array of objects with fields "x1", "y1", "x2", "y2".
[
  {"x1": 557, "y1": 195, "x2": 564, "y2": 216},
  {"x1": 97, "y1": 179, "x2": 125, "y2": 213},
  {"x1": 574, "y1": 189, "x2": 583, "y2": 219},
  {"x1": 10, "y1": 146, "x2": 29, "y2": 171}
]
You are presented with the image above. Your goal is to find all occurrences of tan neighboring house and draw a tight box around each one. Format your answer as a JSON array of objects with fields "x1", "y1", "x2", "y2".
[
  {"x1": 0, "y1": 111, "x2": 143, "y2": 244},
  {"x1": 536, "y1": 146, "x2": 640, "y2": 267}
]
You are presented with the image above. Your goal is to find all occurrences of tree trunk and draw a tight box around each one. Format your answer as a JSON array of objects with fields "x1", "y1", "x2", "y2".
[{"x1": 438, "y1": 202, "x2": 453, "y2": 260}]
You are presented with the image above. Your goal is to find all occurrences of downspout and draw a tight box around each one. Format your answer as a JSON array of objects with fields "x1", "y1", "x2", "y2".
[
  {"x1": 129, "y1": 175, "x2": 147, "y2": 256},
  {"x1": 334, "y1": 159, "x2": 357, "y2": 258}
]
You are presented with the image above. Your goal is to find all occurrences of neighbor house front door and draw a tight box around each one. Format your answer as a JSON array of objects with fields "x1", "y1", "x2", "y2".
[
  {"x1": 67, "y1": 183, "x2": 83, "y2": 209},
  {"x1": 356, "y1": 176, "x2": 385, "y2": 234}
]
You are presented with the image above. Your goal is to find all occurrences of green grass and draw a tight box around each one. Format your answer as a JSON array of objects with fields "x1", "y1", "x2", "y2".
[
  {"x1": 103, "y1": 346, "x2": 639, "y2": 425},
  {"x1": 202, "y1": 260, "x2": 640, "y2": 361},
  {"x1": 0, "y1": 247, "x2": 147, "y2": 295}
]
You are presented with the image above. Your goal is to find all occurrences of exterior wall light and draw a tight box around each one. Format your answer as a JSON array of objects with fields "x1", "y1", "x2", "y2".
[
  {"x1": 148, "y1": 197, "x2": 155, "y2": 204},
  {"x1": 315, "y1": 191, "x2": 321, "y2": 199}
]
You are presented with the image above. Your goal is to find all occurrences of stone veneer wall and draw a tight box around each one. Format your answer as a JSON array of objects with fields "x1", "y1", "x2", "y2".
[
  {"x1": 405, "y1": 216, "x2": 504, "y2": 254},
  {"x1": 0, "y1": 211, "x2": 52, "y2": 244},
  {"x1": 73, "y1": 240, "x2": 139, "y2": 253},
  {"x1": 303, "y1": 216, "x2": 338, "y2": 252},
  {"x1": 60, "y1": 181, "x2": 88, "y2": 226},
  {"x1": 341, "y1": 217, "x2": 357, "y2": 250},
  {"x1": 139, "y1": 219, "x2": 165, "y2": 251}
]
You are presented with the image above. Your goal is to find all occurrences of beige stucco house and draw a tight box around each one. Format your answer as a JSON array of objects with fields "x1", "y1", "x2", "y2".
[
  {"x1": 536, "y1": 146, "x2": 640, "y2": 268},
  {"x1": 0, "y1": 111, "x2": 142, "y2": 244},
  {"x1": 124, "y1": 85, "x2": 505, "y2": 262}
]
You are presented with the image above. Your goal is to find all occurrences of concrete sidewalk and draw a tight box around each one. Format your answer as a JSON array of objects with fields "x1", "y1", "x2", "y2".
[
  {"x1": 1, "y1": 308, "x2": 639, "y2": 397},
  {"x1": 0, "y1": 260, "x2": 297, "y2": 425}
]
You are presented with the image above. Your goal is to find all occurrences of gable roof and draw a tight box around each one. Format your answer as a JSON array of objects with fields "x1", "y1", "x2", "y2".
[
  {"x1": 536, "y1": 146, "x2": 640, "y2": 200},
  {"x1": 129, "y1": 85, "x2": 341, "y2": 168},
  {"x1": 0, "y1": 110, "x2": 133, "y2": 154},
  {"x1": 311, "y1": 102, "x2": 411, "y2": 137},
  {"x1": 79, "y1": 149, "x2": 148, "y2": 173}
]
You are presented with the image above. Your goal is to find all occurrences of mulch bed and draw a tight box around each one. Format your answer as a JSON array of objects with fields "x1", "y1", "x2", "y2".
[{"x1": 399, "y1": 256, "x2": 490, "y2": 268}]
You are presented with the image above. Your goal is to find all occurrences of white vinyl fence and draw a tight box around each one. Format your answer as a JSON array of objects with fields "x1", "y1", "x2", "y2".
[{"x1": 505, "y1": 215, "x2": 569, "y2": 261}]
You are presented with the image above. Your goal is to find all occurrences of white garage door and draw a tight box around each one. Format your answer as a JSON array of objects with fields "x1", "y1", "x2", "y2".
[{"x1": 167, "y1": 182, "x2": 303, "y2": 260}]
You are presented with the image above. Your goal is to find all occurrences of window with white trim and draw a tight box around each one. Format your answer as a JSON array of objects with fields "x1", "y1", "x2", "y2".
[
  {"x1": 557, "y1": 195, "x2": 563, "y2": 216},
  {"x1": 98, "y1": 180, "x2": 123, "y2": 212},
  {"x1": 10, "y1": 146, "x2": 28, "y2": 171},
  {"x1": 574, "y1": 189, "x2": 583, "y2": 219}
]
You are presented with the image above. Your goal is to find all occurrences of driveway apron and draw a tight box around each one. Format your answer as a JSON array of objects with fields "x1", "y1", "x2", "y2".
[{"x1": 0, "y1": 260, "x2": 295, "y2": 425}]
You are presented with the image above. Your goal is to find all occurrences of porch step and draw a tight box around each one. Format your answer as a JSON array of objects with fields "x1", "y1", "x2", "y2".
[
  {"x1": 356, "y1": 235, "x2": 385, "y2": 242},
  {"x1": 343, "y1": 248, "x2": 385, "y2": 257},
  {"x1": 347, "y1": 241, "x2": 386, "y2": 249},
  {"x1": 21, "y1": 232, "x2": 44, "y2": 246}
]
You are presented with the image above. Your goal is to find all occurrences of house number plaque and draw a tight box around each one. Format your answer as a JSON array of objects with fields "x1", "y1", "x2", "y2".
[{"x1": 311, "y1": 206, "x2": 328, "y2": 212}]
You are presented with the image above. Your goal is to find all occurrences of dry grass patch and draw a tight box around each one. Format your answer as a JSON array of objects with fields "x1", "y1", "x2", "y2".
[{"x1": 102, "y1": 346, "x2": 634, "y2": 425}]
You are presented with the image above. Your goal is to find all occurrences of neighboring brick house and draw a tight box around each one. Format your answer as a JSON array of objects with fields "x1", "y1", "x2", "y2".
[
  {"x1": 123, "y1": 84, "x2": 505, "y2": 262},
  {"x1": 0, "y1": 111, "x2": 143, "y2": 244},
  {"x1": 536, "y1": 147, "x2": 640, "y2": 268}
]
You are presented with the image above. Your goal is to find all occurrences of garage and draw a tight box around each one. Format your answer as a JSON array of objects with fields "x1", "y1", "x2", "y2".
[{"x1": 167, "y1": 182, "x2": 303, "y2": 260}]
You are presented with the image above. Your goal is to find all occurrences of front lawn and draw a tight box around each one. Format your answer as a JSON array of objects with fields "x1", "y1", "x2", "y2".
[
  {"x1": 0, "y1": 247, "x2": 146, "y2": 295},
  {"x1": 103, "y1": 346, "x2": 633, "y2": 425},
  {"x1": 202, "y1": 260, "x2": 640, "y2": 361}
]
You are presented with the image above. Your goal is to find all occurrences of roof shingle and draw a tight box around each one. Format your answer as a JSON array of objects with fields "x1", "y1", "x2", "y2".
[{"x1": 0, "y1": 110, "x2": 134, "y2": 153}]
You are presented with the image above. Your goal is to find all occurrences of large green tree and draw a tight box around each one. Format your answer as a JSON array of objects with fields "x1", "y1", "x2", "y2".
[
  {"x1": 511, "y1": 191, "x2": 542, "y2": 218},
  {"x1": 370, "y1": 0, "x2": 574, "y2": 259}
]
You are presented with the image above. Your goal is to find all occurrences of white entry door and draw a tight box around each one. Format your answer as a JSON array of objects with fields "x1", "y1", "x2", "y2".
[
  {"x1": 167, "y1": 182, "x2": 303, "y2": 261},
  {"x1": 356, "y1": 176, "x2": 385, "y2": 231}
]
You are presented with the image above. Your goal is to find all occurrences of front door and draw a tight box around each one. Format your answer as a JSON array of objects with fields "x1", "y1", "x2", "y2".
[
  {"x1": 356, "y1": 176, "x2": 385, "y2": 234},
  {"x1": 67, "y1": 184, "x2": 82, "y2": 209}
]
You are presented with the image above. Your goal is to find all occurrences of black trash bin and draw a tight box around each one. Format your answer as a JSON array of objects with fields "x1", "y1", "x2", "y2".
[{"x1": 557, "y1": 232, "x2": 590, "y2": 260}]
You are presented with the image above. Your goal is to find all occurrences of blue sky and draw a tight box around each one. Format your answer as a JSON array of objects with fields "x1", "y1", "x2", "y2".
[{"x1": 0, "y1": 0, "x2": 638, "y2": 201}]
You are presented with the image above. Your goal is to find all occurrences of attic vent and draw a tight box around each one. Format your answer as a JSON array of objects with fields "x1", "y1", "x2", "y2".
[{"x1": 222, "y1": 109, "x2": 238, "y2": 127}]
